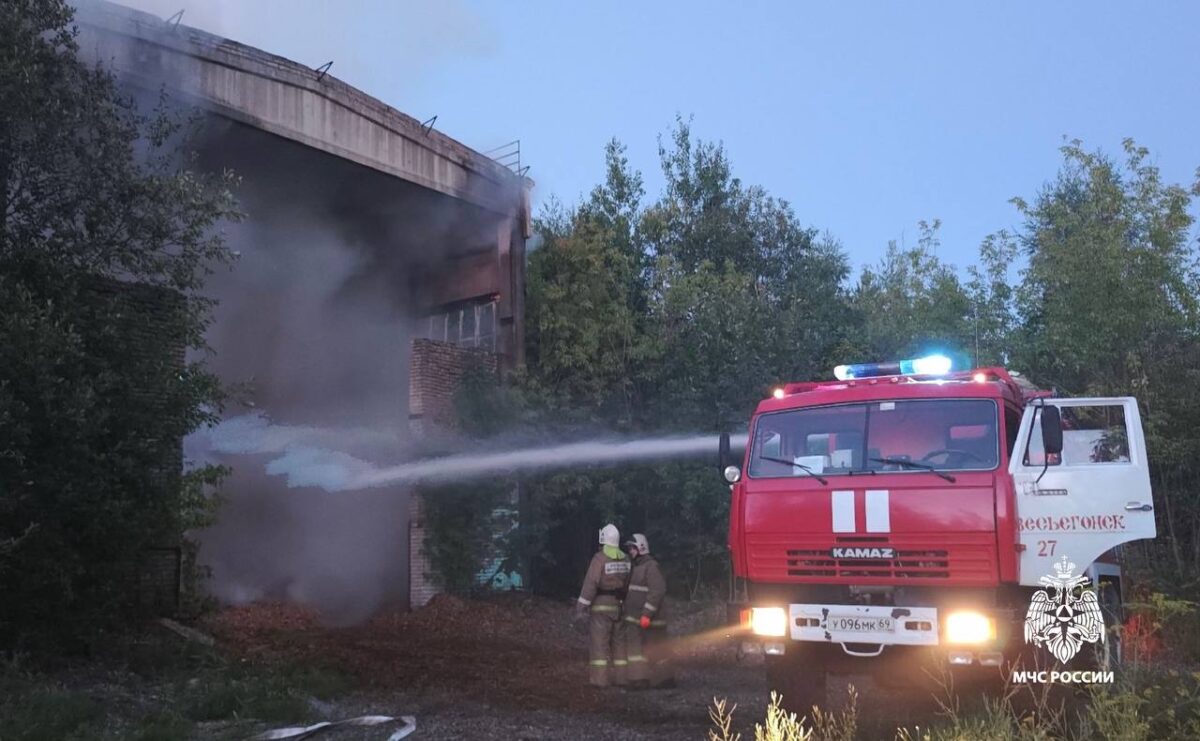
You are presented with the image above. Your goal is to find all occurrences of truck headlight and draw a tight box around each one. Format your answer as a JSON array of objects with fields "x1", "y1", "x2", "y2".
[
  {"x1": 751, "y1": 607, "x2": 787, "y2": 637},
  {"x1": 945, "y1": 610, "x2": 995, "y2": 644}
]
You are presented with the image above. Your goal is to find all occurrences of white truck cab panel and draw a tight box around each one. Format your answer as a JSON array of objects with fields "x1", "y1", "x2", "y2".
[{"x1": 1009, "y1": 397, "x2": 1156, "y2": 585}]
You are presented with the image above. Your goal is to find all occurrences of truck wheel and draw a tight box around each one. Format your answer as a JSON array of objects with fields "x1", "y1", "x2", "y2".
[{"x1": 766, "y1": 652, "x2": 825, "y2": 718}]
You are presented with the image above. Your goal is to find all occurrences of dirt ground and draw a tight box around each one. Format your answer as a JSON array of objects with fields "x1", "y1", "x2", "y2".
[
  {"x1": 192, "y1": 593, "x2": 961, "y2": 740},
  {"x1": 199, "y1": 593, "x2": 776, "y2": 740},
  {"x1": 4, "y1": 592, "x2": 965, "y2": 740},
  {"x1": 4, "y1": 593, "x2": 1181, "y2": 738}
]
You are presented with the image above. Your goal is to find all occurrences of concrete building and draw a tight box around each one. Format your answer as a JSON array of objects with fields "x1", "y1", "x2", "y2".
[{"x1": 74, "y1": 1, "x2": 529, "y2": 617}]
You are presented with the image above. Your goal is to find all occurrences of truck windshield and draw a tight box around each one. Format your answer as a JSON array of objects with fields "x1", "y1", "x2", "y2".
[{"x1": 748, "y1": 399, "x2": 999, "y2": 478}]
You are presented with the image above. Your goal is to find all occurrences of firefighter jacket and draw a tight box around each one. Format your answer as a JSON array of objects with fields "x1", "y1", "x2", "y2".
[
  {"x1": 577, "y1": 545, "x2": 631, "y2": 608},
  {"x1": 624, "y1": 554, "x2": 667, "y2": 621}
]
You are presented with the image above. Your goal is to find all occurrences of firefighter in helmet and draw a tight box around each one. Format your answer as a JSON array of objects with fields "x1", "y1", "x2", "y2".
[
  {"x1": 573, "y1": 523, "x2": 631, "y2": 686},
  {"x1": 622, "y1": 533, "x2": 674, "y2": 688}
]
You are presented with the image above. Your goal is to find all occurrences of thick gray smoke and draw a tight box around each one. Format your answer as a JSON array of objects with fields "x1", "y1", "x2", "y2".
[
  {"x1": 181, "y1": 180, "x2": 417, "y2": 624},
  {"x1": 176, "y1": 111, "x2": 526, "y2": 621}
]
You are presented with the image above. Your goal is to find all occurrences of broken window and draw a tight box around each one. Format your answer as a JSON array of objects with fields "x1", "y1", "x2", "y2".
[
  {"x1": 418, "y1": 297, "x2": 498, "y2": 350},
  {"x1": 477, "y1": 302, "x2": 496, "y2": 351}
]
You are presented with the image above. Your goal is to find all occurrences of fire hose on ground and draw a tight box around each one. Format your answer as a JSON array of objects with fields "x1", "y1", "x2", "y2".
[{"x1": 249, "y1": 714, "x2": 416, "y2": 740}]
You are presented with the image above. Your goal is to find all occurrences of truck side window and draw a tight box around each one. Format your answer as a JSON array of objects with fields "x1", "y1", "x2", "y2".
[
  {"x1": 1024, "y1": 404, "x2": 1130, "y2": 466},
  {"x1": 1005, "y1": 407, "x2": 1020, "y2": 457}
]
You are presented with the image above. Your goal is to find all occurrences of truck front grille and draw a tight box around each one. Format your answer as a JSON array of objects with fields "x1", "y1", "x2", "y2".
[
  {"x1": 785, "y1": 548, "x2": 951, "y2": 579},
  {"x1": 745, "y1": 532, "x2": 997, "y2": 586}
]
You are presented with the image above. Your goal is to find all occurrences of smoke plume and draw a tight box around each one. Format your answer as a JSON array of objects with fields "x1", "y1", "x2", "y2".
[{"x1": 108, "y1": 0, "x2": 497, "y2": 97}]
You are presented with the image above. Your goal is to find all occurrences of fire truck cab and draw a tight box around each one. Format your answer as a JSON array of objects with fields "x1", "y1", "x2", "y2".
[{"x1": 722, "y1": 357, "x2": 1156, "y2": 708}]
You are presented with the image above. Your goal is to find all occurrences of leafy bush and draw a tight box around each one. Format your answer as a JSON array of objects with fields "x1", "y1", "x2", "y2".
[
  {"x1": 0, "y1": 0, "x2": 238, "y2": 650},
  {"x1": 1124, "y1": 591, "x2": 1200, "y2": 667}
]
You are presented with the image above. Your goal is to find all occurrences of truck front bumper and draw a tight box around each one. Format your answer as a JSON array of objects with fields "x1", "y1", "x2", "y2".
[
  {"x1": 745, "y1": 602, "x2": 1008, "y2": 666},
  {"x1": 789, "y1": 603, "x2": 940, "y2": 647}
]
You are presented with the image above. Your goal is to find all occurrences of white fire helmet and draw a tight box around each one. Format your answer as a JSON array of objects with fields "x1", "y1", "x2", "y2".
[
  {"x1": 633, "y1": 534, "x2": 650, "y2": 556},
  {"x1": 599, "y1": 523, "x2": 620, "y2": 547}
]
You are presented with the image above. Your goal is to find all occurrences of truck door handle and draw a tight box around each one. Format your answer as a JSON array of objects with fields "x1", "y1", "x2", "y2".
[{"x1": 1125, "y1": 502, "x2": 1153, "y2": 512}]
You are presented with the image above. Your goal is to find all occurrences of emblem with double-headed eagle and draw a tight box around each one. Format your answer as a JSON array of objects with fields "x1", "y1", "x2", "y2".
[{"x1": 1024, "y1": 555, "x2": 1105, "y2": 663}]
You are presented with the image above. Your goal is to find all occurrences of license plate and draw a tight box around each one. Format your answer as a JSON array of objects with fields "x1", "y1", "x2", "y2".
[{"x1": 828, "y1": 616, "x2": 895, "y2": 633}]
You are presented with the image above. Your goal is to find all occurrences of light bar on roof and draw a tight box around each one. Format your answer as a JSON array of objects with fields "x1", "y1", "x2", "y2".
[{"x1": 833, "y1": 354, "x2": 953, "y2": 381}]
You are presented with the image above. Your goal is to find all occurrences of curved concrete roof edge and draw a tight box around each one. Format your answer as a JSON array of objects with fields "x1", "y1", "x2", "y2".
[{"x1": 72, "y1": 0, "x2": 534, "y2": 202}]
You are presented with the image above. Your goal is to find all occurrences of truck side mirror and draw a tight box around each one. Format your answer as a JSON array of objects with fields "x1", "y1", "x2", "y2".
[
  {"x1": 719, "y1": 431, "x2": 741, "y2": 483},
  {"x1": 1040, "y1": 405, "x2": 1064, "y2": 456}
]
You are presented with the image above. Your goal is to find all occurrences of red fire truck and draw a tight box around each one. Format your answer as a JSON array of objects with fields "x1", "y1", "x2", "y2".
[{"x1": 720, "y1": 356, "x2": 1156, "y2": 708}]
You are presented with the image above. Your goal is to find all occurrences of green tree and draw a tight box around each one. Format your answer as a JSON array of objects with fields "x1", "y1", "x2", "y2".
[
  {"x1": 578, "y1": 138, "x2": 649, "y2": 301},
  {"x1": 0, "y1": 0, "x2": 238, "y2": 647},
  {"x1": 1013, "y1": 139, "x2": 1199, "y2": 403},
  {"x1": 524, "y1": 141, "x2": 652, "y2": 426},
  {"x1": 965, "y1": 230, "x2": 1019, "y2": 367},
  {"x1": 645, "y1": 118, "x2": 852, "y2": 413},
  {"x1": 641, "y1": 116, "x2": 832, "y2": 300},
  {"x1": 850, "y1": 220, "x2": 972, "y2": 361},
  {"x1": 651, "y1": 259, "x2": 779, "y2": 429}
]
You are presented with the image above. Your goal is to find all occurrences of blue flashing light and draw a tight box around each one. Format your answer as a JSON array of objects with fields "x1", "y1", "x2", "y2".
[
  {"x1": 833, "y1": 354, "x2": 953, "y2": 381},
  {"x1": 911, "y1": 354, "x2": 953, "y2": 376}
]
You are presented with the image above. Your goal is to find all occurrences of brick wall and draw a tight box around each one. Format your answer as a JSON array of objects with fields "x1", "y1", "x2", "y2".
[
  {"x1": 407, "y1": 338, "x2": 500, "y2": 607},
  {"x1": 408, "y1": 496, "x2": 439, "y2": 608},
  {"x1": 407, "y1": 338, "x2": 498, "y2": 434}
]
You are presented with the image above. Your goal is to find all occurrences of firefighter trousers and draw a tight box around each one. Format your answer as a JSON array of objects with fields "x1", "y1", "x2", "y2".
[
  {"x1": 588, "y1": 599, "x2": 627, "y2": 686},
  {"x1": 624, "y1": 616, "x2": 673, "y2": 686}
]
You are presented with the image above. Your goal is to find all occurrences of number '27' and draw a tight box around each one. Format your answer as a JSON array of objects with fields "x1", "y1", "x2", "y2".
[{"x1": 1037, "y1": 540, "x2": 1057, "y2": 557}]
